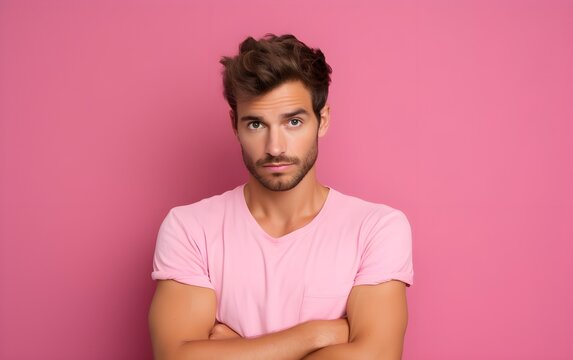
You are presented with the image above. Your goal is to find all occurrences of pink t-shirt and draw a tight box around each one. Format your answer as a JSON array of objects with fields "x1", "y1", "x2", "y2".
[{"x1": 152, "y1": 185, "x2": 413, "y2": 338}]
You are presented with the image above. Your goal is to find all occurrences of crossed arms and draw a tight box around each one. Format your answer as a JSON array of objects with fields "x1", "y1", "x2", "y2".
[{"x1": 149, "y1": 279, "x2": 408, "y2": 360}]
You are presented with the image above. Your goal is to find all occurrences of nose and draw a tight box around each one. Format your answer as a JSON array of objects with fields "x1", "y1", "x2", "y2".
[{"x1": 265, "y1": 126, "x2": 286, "y2": 157}]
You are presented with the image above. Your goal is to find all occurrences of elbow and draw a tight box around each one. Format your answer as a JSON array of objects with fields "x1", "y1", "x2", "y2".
[{"x1": 152, "y1": 341, "x2": 197, "y2": 360}]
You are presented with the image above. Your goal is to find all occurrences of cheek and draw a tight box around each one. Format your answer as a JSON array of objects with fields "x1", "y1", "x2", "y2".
[
  {"x1": 239, "y1": 138, "x2": 262, "y2": 157},
  {"x1": 291, "y1": 132, "x2": 316, "y2": 152}
]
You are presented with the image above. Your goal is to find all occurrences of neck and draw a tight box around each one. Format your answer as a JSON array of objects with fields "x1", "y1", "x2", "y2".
[{"x1": 243, "y1": 167, "x2": 329, "y2": 223}]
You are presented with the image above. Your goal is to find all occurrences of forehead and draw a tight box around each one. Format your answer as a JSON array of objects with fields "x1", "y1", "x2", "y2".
[{"x1": 236, "y1": 81, "x2": 313, "y2": 117}]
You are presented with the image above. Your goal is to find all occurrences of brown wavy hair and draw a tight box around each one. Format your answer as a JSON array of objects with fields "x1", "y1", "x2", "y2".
[{"x1": 220, "y1": 34, "x2": 332, "y2": 128}]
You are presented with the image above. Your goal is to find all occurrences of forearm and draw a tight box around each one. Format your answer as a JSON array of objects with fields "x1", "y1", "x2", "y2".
[
  {"x1": 303, "y1": 342, "x2": 359, "y2": 359},
  {"x1": 168, "y1": 321, "x2": 334, "y2": 360},
  {"x1": 303, "y1": 341, "x2": 401, "y2": 360}
]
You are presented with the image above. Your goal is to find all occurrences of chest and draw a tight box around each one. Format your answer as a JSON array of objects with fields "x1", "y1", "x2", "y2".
[{"x1": 206, "y1": 224, "x2": 362, "y2": 336}]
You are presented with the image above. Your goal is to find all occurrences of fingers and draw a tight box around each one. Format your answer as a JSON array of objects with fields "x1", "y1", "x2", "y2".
[{"x1": 209, "y1": 323, "x2": 242, "y2": 340}]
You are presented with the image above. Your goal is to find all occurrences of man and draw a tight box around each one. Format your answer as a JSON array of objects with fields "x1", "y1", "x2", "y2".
[{"x1": 149, "y1": 34, "x2": 413, "y2": 360}]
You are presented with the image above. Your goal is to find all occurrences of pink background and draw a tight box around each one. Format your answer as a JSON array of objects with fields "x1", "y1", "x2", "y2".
[{"x1": 1, "y1": 1, "x2": 572, "y2": 359}]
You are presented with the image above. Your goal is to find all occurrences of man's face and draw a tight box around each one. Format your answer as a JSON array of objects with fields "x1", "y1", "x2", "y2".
[{"x1": 234, "y1": 80, "x2": 329, "y2": 191}]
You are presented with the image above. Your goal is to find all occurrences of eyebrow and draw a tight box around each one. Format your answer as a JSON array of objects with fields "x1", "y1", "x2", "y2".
[
  {"x1": 281, "y1": 108, "x2": 309, "y2": 119},
  {"x1": 239, "y1": 108, "x2": 310, "y2": 122}
]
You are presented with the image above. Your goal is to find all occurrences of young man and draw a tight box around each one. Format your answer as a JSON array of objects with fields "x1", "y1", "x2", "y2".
[{"x1": 149, "y1": 34, "x2": 413, "y2": 360}]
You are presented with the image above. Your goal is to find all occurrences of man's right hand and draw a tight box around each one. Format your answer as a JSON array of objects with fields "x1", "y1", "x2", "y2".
[
  {"x1": 209, "y1": 322, "x2": 242, "y2": 340},
  {"x1": 312, "y1": 318, "x2": 350, "y2": 348}
]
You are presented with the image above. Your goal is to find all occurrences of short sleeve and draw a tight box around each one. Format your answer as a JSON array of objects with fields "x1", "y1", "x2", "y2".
[
  {"x1": 354, "y1": 209, "x2": 414, "y2": 287},
  {"x1": 151, "y1": 208, "x2": 214, "y2": 289}
]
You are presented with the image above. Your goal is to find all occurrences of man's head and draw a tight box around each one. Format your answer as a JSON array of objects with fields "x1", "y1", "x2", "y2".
[
  {"x1": 220, "y1": 34, "x2": 332, "y2": 192},
  {"x1": 220, "y1": 34, "x2": 332, "y2": 128}
]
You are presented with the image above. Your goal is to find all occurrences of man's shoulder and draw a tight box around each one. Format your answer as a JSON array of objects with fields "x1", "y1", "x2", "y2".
[
  {"x1": 168, "y1": 185, "x2": 242, "y2": 221},
  {"x1": 330, "y1": 189, "x2": 404, "y2": 220}
]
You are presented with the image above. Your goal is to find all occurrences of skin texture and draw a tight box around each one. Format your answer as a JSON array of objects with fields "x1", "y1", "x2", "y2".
[
  {"x1": 236, "y1": 82, "x2": 321, "y2": 192},
  {"x1": 149, "y1": 80, "x2": 409, "y2": 359}
]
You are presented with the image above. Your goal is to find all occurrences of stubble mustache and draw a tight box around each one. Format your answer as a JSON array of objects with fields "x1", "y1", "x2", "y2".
[{"x1": 256, "y1": 155, "x2": 300, "y2": 167}]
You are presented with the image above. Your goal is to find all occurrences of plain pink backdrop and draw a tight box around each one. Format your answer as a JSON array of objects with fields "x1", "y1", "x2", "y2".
[{"x1": 1, "y1": 1, "x2": 572, "y2": 359}]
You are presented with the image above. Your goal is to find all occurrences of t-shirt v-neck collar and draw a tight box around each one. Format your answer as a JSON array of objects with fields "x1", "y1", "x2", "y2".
[{"x1": 236, "y1": 184, "x2": 334, "y2": 242}]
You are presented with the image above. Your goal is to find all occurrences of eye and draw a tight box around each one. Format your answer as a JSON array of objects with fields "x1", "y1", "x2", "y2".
[
  {"x1": 247, "y1": 121, "x2": 263, "y2": 130},
  {"x1": 288, "y1": 118, "x2": 302, "y2": 127}
]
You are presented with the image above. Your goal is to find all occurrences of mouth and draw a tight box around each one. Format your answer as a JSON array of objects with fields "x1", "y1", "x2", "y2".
[{"x1": 262, "y1": 163, "x2": 293, "y2": 172}]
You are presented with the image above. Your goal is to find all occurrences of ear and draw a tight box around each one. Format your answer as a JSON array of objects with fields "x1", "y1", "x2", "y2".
[
  {"x1": 317, "y1": 104, "x2": 330, "y2": 138},
  {"x1": 229, "y1": 109, "x2": 238, "y2": 136}
]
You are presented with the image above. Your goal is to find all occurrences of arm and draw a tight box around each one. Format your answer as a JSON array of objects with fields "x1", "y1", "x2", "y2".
[
  {"x1": 149, "y1": 279, "x2": 349, "y2": 360},
  {"x1": 303, "y1": 280, "x2": 408, "y2": 360}
]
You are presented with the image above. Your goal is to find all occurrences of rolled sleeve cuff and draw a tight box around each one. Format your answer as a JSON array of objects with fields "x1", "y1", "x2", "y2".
[
  {"x1": 151, "y1": 271, "x2": 215, "y2": 290},
  {"x1": 354, "y1": 271, "x2": 414, "y2": 287}
]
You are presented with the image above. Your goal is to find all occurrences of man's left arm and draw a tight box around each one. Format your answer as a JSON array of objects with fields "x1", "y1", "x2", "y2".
[{"x1": 303, "y1": 280, "x2": 408, "y2": 360}]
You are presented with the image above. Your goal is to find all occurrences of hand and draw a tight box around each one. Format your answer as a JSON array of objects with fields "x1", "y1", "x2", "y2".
[
  {"x1": 209, "y1": 322, "x2": 242, "y2": 340},
  {"x1": 312, "y1": 318, "x2": 349, "y2": 348}
]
